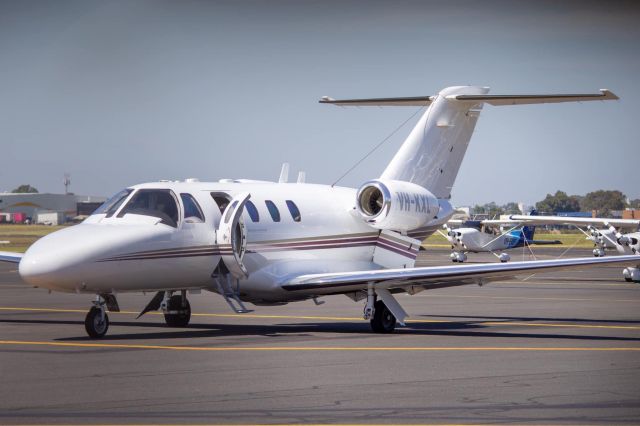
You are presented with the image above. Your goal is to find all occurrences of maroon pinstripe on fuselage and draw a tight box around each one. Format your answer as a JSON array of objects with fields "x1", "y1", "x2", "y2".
[{"x1": 96, "y1": 231, "x2": 420, "y2": 262}]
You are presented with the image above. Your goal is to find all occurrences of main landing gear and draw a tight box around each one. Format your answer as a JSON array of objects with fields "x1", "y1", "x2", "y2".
[
  {"x1": 370, "y1": 300, "x2": 396, "y2": 333},
  {"x1": 450, "y1": 251, "x2": 467, "y2": 263},
  {"x1": 363, "y1": 287, "x2": 397, "y2": 333},
  {"x1": 137, "y1": 290, "x2": 192, "y2": 328},
  {"x1": 623, "y1": 267, "x2": 640, "y2": 283},
  {"x1": 163, "y1": 293, "x2": 191, "y2": 327}
]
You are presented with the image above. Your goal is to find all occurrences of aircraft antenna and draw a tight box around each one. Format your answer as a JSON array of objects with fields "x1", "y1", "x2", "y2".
[{"x1": 331, "y1": 105, "x2": 426, "y2": 187}]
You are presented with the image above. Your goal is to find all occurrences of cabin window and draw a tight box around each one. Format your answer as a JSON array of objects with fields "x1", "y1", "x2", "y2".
[
  {"x1": 265, "y1": 200, "x2": 280, "y2": 222},
  {"x1": 245, "y1": 200, "x2": 260, "y2": 222},
  {"x1": 285, "y1": 200, "x2": 301, "y2": 222},
  {"x1": 118, "y1": 189, "x2": 179, "y2": 227},
  {"x1": 180, "y1": 193, "x2": 204, "y2": 223},
  {"x1": 94, "y1": 188, "x2": 132, "y2": 218}
]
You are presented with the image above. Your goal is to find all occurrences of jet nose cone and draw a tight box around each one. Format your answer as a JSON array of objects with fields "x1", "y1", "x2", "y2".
[
  {"x1": 17, "y1": 225, "x2": 93, "y2": 291},
  {"x1": 19, "y1": 239, "x2": 70, "y2": 289}
]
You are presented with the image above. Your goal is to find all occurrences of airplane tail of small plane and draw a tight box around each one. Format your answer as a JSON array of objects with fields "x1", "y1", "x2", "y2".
[
  {"x1": 522, "y1": 209, "x2": 538, "y2": 241},
  {"x1": 321, "y1": 87, "x2": 617, "y2": 199}
]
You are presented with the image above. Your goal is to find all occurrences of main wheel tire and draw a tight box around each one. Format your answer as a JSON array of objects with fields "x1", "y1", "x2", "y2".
[
  {"x1": 164, "y1": 295, "x2": 191, "y2": 327},
  {"x1": 85, "y1": 306, "x2": 109, "y2": 338},
  {"x1": 625, "y1": 276, "x2": 633, "y2": 282},
  {"x1": 370, "y1": 300, "x2": 396, "y2": 333}
]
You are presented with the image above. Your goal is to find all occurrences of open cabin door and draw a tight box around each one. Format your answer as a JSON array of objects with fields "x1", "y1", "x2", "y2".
[{"x1": 216, "y1": 192, "x2": 250, "y2": 280}]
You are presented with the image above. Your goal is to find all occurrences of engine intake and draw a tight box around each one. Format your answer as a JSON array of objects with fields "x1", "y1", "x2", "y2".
[{"x1": 356, "y1": 179, "x2": 439, "y2": 231}]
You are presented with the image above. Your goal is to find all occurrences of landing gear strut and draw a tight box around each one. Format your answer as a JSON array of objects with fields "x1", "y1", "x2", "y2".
[
  {"x1": 85, "y1": 296, "x2": 109, "y2": 338},
  {"x1": 163, "y1": 291, "x2": 191, "y2": 327}
]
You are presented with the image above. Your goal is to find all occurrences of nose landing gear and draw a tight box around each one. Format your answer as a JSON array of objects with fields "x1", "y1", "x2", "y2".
[{"x1": 85, "y1": 296, "x2": 109, "y2": 338}]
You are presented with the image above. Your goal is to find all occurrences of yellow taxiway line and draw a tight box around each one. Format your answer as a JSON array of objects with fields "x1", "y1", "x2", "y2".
[
  {"x1": 2, "y1": 306, "x2": 640, "y2": 330},
  {"x1": 1, "y1": 340, "x2": 640, "y2": 352}
]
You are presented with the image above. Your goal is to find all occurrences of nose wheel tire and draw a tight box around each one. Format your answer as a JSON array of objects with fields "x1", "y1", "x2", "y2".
[
  {"x1": 370, "y1": 300, "x2": 396, "y2": 333},
  {"x1": 85, "y1": 306, "x2": 109, "y2": 338},
  {"x1": 164, "y1": 295, "x2": 191, "y2": 327}
]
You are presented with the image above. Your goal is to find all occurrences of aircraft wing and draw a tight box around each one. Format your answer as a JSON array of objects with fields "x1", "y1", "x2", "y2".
[
  {"x1": 0, "y1": 251, "x2": 23, "y2": 264},
  {"x1": 509, "y1": 215, "x2": 640, "y2": 229},
  {"x1": 447, "y1": 219, "x2": 524, "y2": 226},
  {"x1": 282, "y1": 254, "x2": 639, "y2": 296}
]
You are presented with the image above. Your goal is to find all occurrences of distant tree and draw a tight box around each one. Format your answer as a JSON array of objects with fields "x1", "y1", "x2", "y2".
[
  {"x1": 472, "y1": 202, "x2": 504, "y2": 217},
  {"x1": 581, "y1": 190, "x2": 626, "y2": 216},
  {"x1": 535, "y1": 190, "x2": 581, "y2": 214},
  {"x1": 502, "y1": 202, "x2": 521, "y2": 215},
  {"x1": 11, "y1": 184, "x2": 38, "y2": 193},
  {"x1": 629, "y1": 199, "x2": 640, "y2": 209}
]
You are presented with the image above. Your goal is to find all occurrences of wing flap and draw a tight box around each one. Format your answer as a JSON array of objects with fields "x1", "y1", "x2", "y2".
[
  {"x1": 282, "y1": 255, "x2": 639, "y2": 295},
  {"x1": 0, "y1": 251, "x2": 23, "y2": 264}
]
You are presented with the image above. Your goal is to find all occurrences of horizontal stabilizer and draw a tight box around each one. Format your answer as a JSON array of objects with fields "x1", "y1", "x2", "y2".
[
  {"x1": 319, "y1": 95, "x2": 434, "y2": 106},
  {"x1": 449, "y1": 89, "x2": 618, "y2": 105},
  {"x1": 320, "y1": 89, "x2": 617, "y2": 107}
]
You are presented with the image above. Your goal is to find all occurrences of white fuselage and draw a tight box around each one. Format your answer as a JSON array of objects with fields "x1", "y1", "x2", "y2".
[
  {"x1": 18, "y1": 181, "x2": 451, "y2": 303},
  {"x1": 448, "y1": 227, "x2": 519, "y2": 253}
]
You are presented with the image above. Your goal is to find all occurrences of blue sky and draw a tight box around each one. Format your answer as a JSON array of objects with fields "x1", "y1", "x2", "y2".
[{"x1": 0, "y1": 0, "x2": 638, "y2": 206}]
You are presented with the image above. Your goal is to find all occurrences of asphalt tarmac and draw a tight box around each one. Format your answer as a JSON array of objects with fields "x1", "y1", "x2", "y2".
[{"x1": 1, "y1": 247, "x2": 640, "y2": 425}]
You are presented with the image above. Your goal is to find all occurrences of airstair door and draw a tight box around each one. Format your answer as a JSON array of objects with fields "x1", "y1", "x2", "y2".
[{"x1": 216, "y1": 192, "x2": 250, "y2": 280}]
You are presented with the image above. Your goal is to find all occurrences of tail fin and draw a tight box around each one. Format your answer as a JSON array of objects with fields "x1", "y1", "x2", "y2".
[
  {"x1": 522, "y1": 209, "x2": 538, "y2": 241},
  {"x1": 321, "y1": 87, "x2": 617, "y2": 199},
  {"x1": 381, "y1": 86, "x2": 487, "y2": 199}
]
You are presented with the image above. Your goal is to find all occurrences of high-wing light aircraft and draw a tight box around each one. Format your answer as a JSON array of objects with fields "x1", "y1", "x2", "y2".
[
  {"x1": 509, "y1": 214, "x2": 640, "y2": 281},
  {"x1": 442, "y1": 210, "x2": 561, "y2": 263},
  {"x1": 1, "y1": 86, "x2": 637, "y2": 338}
]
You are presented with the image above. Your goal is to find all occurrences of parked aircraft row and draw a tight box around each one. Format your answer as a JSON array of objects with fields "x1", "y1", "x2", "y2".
[
  {"x1": 1, "y1": 85, "x2": 637, "y2": 338},
  {"x1": 442, "y1": 213, "x2": 640, "y2": 281}
]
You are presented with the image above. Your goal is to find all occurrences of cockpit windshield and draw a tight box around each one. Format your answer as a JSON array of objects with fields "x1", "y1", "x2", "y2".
[
  {"x1": 117, "y1": 189, "x2": 179, "y2": 227},
  {"x1": 93, "y1": 189, "x2": 133, "y2": 218}
]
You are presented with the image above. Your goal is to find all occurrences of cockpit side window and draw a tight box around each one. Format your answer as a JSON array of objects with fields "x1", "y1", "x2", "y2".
[
  {"x1": 94, "y1": 189, "x2": 133, "y2": 218},
  {"x1": 180, "y1": 193, "x2": 205, "y2": 223},
  {"x1": 118, "y1": 189, "x2": 179, "y2": 227}
]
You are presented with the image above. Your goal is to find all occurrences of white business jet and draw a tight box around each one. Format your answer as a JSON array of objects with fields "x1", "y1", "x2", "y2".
[
  {"x1": 441, "y1": 211, "x2": 561, "y2": 263},
  {"x1": 509, "y1": 214, "x2": 640, "y2": 281},
  {"x1": 1, "y1": 86, "x2": 636, "y2": 338}
]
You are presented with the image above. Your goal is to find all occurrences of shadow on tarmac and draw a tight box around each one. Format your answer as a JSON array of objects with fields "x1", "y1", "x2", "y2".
[{"x1": 2, "y1": 317, "x2": 639, "y2": 342}]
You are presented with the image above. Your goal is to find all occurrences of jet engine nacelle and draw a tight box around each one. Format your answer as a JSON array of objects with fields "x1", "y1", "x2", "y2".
[{"x1": 356, "y1": 179, "x2": 439, "y2": 231}]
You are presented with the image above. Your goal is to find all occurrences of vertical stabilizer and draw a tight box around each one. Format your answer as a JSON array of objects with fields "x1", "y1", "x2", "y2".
[{"x1": 381, "y1": 86, "x2": 488, "y2": 199}]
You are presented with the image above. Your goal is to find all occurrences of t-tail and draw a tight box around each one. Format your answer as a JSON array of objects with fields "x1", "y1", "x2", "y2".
[
  {"x1": 321, "y1": 87, "x2": 617, "y2": 201},
  {"x1": 320, "y1": 87, "x2": 617, "y2": 239}
]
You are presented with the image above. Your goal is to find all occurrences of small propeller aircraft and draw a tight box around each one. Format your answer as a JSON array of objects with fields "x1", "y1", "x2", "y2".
[
  {"x1": 1, "y1": 85, "x2": 637, "y2": 338},
  {"x1": 441, "y1": 210, "x2": 561, "y2": 263},
  {"x1": 508, "y1": 214, "x2": 640, "y2": 281}
]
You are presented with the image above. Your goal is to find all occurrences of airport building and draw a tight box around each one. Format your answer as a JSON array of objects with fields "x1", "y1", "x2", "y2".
[{"x1": 0, "y1": 193, "x2": 106, "y2": 224}]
